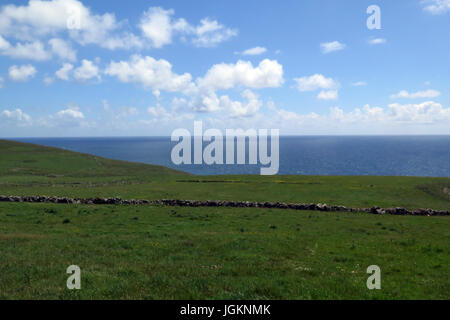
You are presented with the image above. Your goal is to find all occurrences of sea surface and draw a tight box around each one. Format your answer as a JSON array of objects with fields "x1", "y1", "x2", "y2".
[{"x1": 13, "y1": 136, "x2": 450, "y2": 177}]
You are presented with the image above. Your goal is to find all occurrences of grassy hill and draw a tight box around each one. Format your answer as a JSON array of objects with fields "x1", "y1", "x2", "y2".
[
  {"x1": 1, "y1": 139, "x2": 449, "y2": 210},
  {"x1": 0, "y1": 139, "x2": 448, "y2": 299}
]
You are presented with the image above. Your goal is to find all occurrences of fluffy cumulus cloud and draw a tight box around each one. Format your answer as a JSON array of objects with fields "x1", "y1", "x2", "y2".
[
  {"x1": 55, "y1": 63, "x2": 74, "y2": 80},
  {"x1": 0, "y1": 36, "x2": 75, "y2": 62},
  {"x1": 188, "y1": 89, "x2": 263, "y2": 117},
  {"x1": 320, "y1": 41, "x2": 346, "y2": 54},
  {"x1": 262, "y1": 100, "x2": 450, "y2": 134},
  {"x1": 105, "y1": 55, "x2": 283, "y2": 99},
  {"x1": 8, "y1": 64, "x2": 37, "y2": 82},
  {"x1": 49, "y1": 38, "x2": 77, "y2": 61},
  {"x1": 191, "y1": 18, "x2": 238, "y2": 47},
  {"x1": 139, "y1": 7, "x2": 237, "y2": 48},
  {"x1": 387, "y1": 101, "x2": 450, "y2": 123},
  {"x1": 187, "y1": 59, "x2": 283, "y2": 113},
  {"x1": 104, "y1": 55, "x2": 283, "y2": 116},
  {"x1": 198, "y1": 59, "x2": 284, "y2": 91},
  {"x1": 0, "y1": 35, "x2": 9, "y2": 50},
  {"x1": 148, "y1": 104, "x2": 170, "y2": 117},
  {"x1": 139, "y1": 7, "x2": 183, "y2": 48},
  {"x1": 0, "y1": 0, "x2": 140, "y2": 50},
  {"x1": 0, "y1": 108, "x2": 32, "y2": 125},
  {"x1": 221, "y1": 90, "x2": 262, "y2": 118},
  {"x1": 144, "y1": 100, "x2": 195, "y2": 124},
  {"x1": 0, "y1": 38, "x2": 51, "y2": 60},
  {"x1": 0, "y1": 1, "x2": 238, "y2": 68},
  {"x1": 41, "y1": 106, "x2": 88, "y2": 128},
  {"x1": 422, "y1": 0, "x2": 450, "y2": 14},
  {"x1": 294, "y1": 74, "x2": 338, "y2": 92},
  {"x1": 105, "y1": 55, "x2": 193, "y2": 92},
  {"x1": 390, "y1": 89, "x2": 441, "y2": 99},
  {"x1": 317, "y1": 90, "x2": 338, "y2": 100},
  {"x1": 327, "y1": 101, "x2": 450, "y2": 124},
  {"x1": 56, "y1": 108, "x2": 84, "y2": 119},
  {"x1": 73, "y1": 59, "x2": 100, "y2": 81},
  {"x1": 188, "y1": 91, "x2": 222, "y2": 113}
]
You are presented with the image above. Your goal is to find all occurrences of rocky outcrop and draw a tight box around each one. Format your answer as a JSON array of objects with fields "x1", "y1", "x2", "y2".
[{"x1": 0, "y1": 195, "x2": 448, "y2": 216}]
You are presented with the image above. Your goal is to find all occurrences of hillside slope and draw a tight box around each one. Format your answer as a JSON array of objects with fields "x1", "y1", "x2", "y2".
[{"x1": 0, "y1": 139, "x2": 449, "y2": 210}]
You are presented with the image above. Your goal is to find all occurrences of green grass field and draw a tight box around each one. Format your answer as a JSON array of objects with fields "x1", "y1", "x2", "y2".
[{"x1": 0, "y1": 139, "x2": 449, "y2": 299}]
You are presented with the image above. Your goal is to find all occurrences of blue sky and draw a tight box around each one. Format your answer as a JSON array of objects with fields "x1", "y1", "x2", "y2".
[{"x1": 0, "y1": 0, "x2": 449, "y2": 137}]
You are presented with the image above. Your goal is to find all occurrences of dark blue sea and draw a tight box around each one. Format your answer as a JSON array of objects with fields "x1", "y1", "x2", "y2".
[{"x1": 12, "y1": 136, "x2": 450, "y2": 177}]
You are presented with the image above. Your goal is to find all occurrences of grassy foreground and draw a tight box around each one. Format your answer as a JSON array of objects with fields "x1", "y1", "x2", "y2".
[{"x1": 0, "y1": 139, "x2": 449, "y2": 299}]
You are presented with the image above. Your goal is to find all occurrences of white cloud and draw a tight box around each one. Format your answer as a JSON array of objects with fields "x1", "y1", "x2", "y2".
[
  {"x1": 171, "y1": 97, "x2": 187, "y2": 112},
  {"x1": 144, "y1": 101, "x2": 194, "y2": 123},
  {"x1": 105, "y1": 55, "x2": 193, "y2": 92},
  {"x1": 191, "y1": 18, "x2": 238, "y2": 47},
  {"x1": 140, "y1": 7, "x2": 179, "y2": 48},
  {"x1": 198, "y1": 59, "x2": 284, "y2": 91},
  {"x1": 0, "y1": 36, "x2": 75, "y2": 62},
  {"x1": 422, "y1": 0, "x2": 450, "y2": 14},
  {"x1": 152, "y1": 90, "x2": 161, "y2": 99},
  {"x1": 57, "y1": 108, "x2": 84, "y2": 119},
  {"x1": 0, "y1": 0, "x2": 90, "y2": 40},
  {"x1": 139, "y1": 7, "x2": 237, "y2": 48},
  {"x1": 188, "y1": 89, "x2": 263, "y2": 117},
  {"x1": 98, "y1": 33, "x2": 144, "y2": 51},
  {"x1": 0, "y1": 0, "x2": 141, "y2": 50},
  {"x1": 49, "y1": 38, "x2": 76, "y2": 61},
  {"x1": 220, "y1": 90, "x2": 262, "y2": 118},
  {"x1": 73, "y1": 59, "x2": 100, "y2": 81},
  {"x1": 193, "y1": 58, "x2": 283, "y2": 113},
  {"x1": 55, "y1": 63, "x2": 74, "y2": 81},
  {"x1": 320, "y1": 41, "x2": 346, "y2": 54},
  {"x1": 240, "y1": 47, "x2": 267, "y2": 56},
  {"x1": 266, "y1": 101, "x2": 450, "y2": 133},
  {"x1": 44, "y1": 76, "x2": 54, "y2": 85},
  {"x1": 0, "y1": 2, "x2": 235, "y2": 52},
  {"x1": 390, "y1": 89, "x2": 441, "y2": 99},
  {"x1": 8, "y1": 64, "x2": 37, "y2": 82},
  {"x1": 0, "y1": 76, "x2": 4, "y2": 88},
  {"x1": 330, "y1": 105, "x2": 387, "y2": 123},
  {"x1": 1, "y1": 108, "x2": 31, "y2": 125},
  {"x1": 387, "y1": 101, "x2": 450, "y2": 123},
  {"x1": 294, "y1": 74, "x2": 338, "y2": 92},
  {"x1": 0, "y1": 40, "x2": 51, "y2": 60},
  {"x1": 0, "y1": 35, "x2": 10, "y2": 50},
  {"x1": 106, "y1": 56, "x2": 283, "y2": 115},
  {"x1": 352, "y1": 81, "x2": 367, "y2": 87},
  {"x1": 41, "y1": 107, "x2": 87, "y2": 128},
  {"x1": 189, "y1": 91, "x2": 221, "y2": 113},
  {"x1": 368, "y1": 38, "x2": 387, "y2": 45},
  {"x1": 148, "y1": 104, "x2": 170, "y2": 117},
  {"x1": 330, "y1": 101, "x2": 450, "y2": 124},
  {"x1": 317, "y1": 90, "x2": 338, "y2": 100}
]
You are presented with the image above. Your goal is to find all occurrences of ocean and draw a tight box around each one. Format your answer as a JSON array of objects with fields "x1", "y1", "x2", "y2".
[{"x1": 13, "y1": 136, "x2": 450, "y2": 177}]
